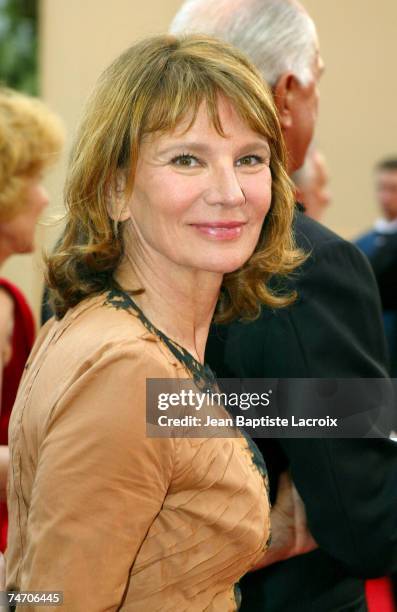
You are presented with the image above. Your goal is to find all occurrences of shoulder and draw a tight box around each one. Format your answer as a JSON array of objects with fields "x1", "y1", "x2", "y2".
[
  {"x1": 0, "y1": 288, "x2": 14, "y2": 365},
  {"x1": 0, "y1": 286, "x2": 14, "y2": 319},
  {"x1": 26, "y1": 292, "x2": 179, "y2": 400},
  {"x1": 355, "y1": 229, "x2": 376, "y2": 249},
  {"x1": 293, "y1": 211, "x2": 363, "y2": 255},
  {"x1": 0, "y1": 277, "x2": 24, "y2": 301},
  {"x1": 55, "y1": 293, "x2": 166, "y2": 356},
  {"x1": 0, "y1": 278, "x2": 34, "y2": 334},
  {"x1": 292, "y1": 211, "x2": 345, "y2": 250},
  {"x1": 292, "y1": 212, "x2": 374, "y2": 282},
  {"x1": 17, "y1": 293, "x2": 180, "y2": 448},
  {"x1": 0, "y1": 278, "x2": 33, "y2": 315}
]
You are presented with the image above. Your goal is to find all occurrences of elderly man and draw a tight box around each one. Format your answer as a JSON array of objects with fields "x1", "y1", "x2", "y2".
[
  {"x1": 292, "y1": 145, "x2": 331, "y2": 222},
  {"x1": 171, "y1": 2, "x2": 397, "y2": 611}
]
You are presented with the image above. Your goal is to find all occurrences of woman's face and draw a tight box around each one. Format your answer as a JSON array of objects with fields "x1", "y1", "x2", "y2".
[
  {"x1": 0, "y1": 176, "x2": 49, "y2": 257},
  {"x1": 125, "y1": 95, "x2": 272, "y2": 275}
]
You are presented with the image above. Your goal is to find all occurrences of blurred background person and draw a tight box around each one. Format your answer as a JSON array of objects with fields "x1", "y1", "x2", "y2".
[
  {"x1": 292, "y1": 144, "x2": 331, "y2": 222},
  {"x1": 0, "y1": 87, "x2": 63, "y2": 553},
  {"x1": 356, "y1": 158, "x2": 397, "y2": 376}
]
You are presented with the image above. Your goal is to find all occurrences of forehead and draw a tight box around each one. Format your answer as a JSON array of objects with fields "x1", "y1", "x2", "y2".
[
  {"x1": 175, "y1": 97, "x2": 249, "y2": 134},
  {"x1": 150, "y1": 96, "x2": 268, "y2": 144}
]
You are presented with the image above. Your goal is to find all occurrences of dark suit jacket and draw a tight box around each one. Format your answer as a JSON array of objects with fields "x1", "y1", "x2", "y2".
[
  {"x1": 370, "y1": 233, "x2": 397, "y2": 309},
  {"x1": 205, "y1": 211, "x2": 397, "y2": 612},
  {"x1": 356, "y1": 229, "x2": 397, "y2": 374}
]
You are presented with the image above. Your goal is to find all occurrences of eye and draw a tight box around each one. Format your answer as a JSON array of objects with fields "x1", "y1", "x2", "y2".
[
  {"x1": 171, "y1": 153, "x2": 200, "y2": 168},
  {"x1": 236, "y1": 155, "x2": 267, "y2": 167}
]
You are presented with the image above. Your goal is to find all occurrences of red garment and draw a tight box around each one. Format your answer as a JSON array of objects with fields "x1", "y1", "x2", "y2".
[
  {"x1": 366, "y1": 578, "x2": 396, "y2": 612},
  {"x1": 0, "y1": 278, "x2": 35, "y2": 552}
]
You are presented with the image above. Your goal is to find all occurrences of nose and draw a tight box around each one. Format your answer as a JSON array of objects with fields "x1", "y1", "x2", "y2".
[{"x1": 204, "y1": 166, "x2": 246, "y2": 208}]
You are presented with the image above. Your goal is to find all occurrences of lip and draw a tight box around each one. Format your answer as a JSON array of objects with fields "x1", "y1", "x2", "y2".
[{"x1": 190, "y1": 221, "x2": 247, "y2": 240}]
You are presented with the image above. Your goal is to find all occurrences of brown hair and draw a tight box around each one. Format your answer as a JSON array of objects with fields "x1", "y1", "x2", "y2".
[
  {"x1": 0, "y1": 88, "x2": 64, "y2": 222},
  {"x1": 47, "y1": 34, "x2": 304, "y2": 321}
]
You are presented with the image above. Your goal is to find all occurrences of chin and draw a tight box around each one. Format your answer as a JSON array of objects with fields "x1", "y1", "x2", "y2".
[{"x1": 199, "y1": 256, "x2": 251, "y2": 275}]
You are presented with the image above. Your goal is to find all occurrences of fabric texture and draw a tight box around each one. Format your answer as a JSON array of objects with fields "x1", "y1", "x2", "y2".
[
  {"x1": 0, "y1": 278, "x2": 35, "y2": 553},
  {"x1": 6, "y1": 291, "x2": 270, "y2": 611},
  {"x1": 356, "y1": 227, "x2": 397, "y2": 374},
  {"x1": 206, "y1": 211, "x2": 397, "y2": 612},
  {"x1": 365, "y1": 578, "x2": 396, "y2": 612}
]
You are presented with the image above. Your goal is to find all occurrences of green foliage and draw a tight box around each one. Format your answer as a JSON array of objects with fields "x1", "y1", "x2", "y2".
[{"x1": 0, "y1": 0, "x2": 38, "y2": 95}]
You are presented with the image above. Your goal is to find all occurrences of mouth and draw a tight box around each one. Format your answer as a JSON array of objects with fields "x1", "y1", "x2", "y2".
[{"x1": 190, "y1": 221, "x2": 247, "y2": 240}]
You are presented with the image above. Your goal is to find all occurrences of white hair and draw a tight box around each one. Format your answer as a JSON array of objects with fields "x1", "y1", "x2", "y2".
[{"x1": 170, "y1": 0, "x2": 318, "y2": 87}]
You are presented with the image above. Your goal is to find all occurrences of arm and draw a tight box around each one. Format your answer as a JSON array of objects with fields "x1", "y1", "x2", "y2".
[
  {"x1": 0, "y1": 288, "x2": 14, "y2": 398},
  {"x1": 252, "y1": 472, "x2": 317, "y2": 571},
  {"x1": 0, "y1": 446, "x2": 9, "y2": 502},
  {"x1": 14, "y1": 347, "x2": 175, "y2": 610},
  {"x1": 280, "y1": 238, "x2": 397, "y2": 577},
  {"x1": 0, "y1": 290, "x2": 14, "y2": 501},
  {"x1": 369, "y1": 239, "x2": 397, "y2": 310}
]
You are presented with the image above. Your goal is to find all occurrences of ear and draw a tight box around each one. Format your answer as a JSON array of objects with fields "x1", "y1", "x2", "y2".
[
  {"x1": 273, "y1": 72, "x2": 299, "y2": 130},
  {"x1": 105, "y1": 171, "x2": 130, "y2": 222}
]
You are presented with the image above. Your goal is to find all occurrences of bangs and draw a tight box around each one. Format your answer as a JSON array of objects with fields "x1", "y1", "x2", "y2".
[
  {"x1": 140, "y1": 58, "x2": 278, "y2": 145},
  {"x1": 50, "y1": 34, "x2": 301, "y2": 321},
  {"x1": 114, "y1": 37, "x2": 283, "y2": 176}
]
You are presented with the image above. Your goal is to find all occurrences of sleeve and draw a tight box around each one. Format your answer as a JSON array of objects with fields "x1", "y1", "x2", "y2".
[
  {"x1": 292, "y1": 237, "x2": 389, "y2": 376},
  {"x1": 208, "y1": 234, "x2": 397, "y2": 577},
  {"x1": 370, "y1": 239, "x2": 397, "y2": 310},
  {"x1": 17, "y1": 345, "x2": 175, "y2": 611},
  {"x1": 280, "y1": 436, "x2": 397, "y2": 577},
  {"x1": 280, "y1": 238, "x2": 397, "y2": 577}
]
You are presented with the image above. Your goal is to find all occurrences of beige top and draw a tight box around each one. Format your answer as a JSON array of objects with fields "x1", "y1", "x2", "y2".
[{"x1": 6, "y1": 291, "x2": 270, "y2": 611}]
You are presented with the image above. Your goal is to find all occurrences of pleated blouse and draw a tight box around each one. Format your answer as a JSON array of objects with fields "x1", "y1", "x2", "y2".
[{"x1": 6, "y1": 291, "x2": 270, "y2": 611}]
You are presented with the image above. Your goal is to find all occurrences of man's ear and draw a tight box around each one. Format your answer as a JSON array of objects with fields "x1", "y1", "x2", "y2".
[
  {"x1": 106, "y1": 171, "x2": 130, "y2": 222},
  {"x1": 273, "y1": 72, "x2": 297, "y2": 130}
]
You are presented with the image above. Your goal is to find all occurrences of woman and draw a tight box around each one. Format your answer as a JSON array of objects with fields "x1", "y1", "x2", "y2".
[
  {"x1": 6, "y1": 35, "x2": 308, "y2": 610},
  {"x1": 0, "y1": 88, "x2": 63, "y2": 552}
]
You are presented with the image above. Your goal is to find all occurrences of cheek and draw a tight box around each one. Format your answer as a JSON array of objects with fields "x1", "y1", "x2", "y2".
[
  {"x1": 244, "y1": 171, "x2": 272, "y2": 219},
  {"x1": 311, "y1": 87, "x2": 319, "y2": 111},
  {"x1": 0, "y1": 216, "x2": 34, "y2": 252},
  {"x1": 131, "y1": 171, "x2": 202, "y2": 224},
  {"x1": 159, "y1": 175, "x2": 205, "y2": 214}
]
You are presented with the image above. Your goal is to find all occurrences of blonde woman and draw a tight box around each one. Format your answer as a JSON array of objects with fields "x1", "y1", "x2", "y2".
[
  {"x1": 7, "y1": 36, "x2": 312, "y2": 610},
  {"x1": 0, "y1": 89, "x2": 63, "y2": 552}
]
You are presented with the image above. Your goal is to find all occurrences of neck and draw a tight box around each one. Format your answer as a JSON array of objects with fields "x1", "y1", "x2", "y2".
[{"x1": 115, "y1": 229, "x2": 223, "y2": 364}]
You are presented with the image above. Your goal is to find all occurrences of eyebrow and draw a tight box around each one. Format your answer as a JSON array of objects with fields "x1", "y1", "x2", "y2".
[{"x1": 157, "y1": 140, "x2": 271, "y2": 156}]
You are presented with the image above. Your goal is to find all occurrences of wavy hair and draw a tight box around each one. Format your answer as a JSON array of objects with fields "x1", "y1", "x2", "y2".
[
  {"x1": 47, "y1": 34, "x2": 305, "y2": 321},
  {"x1": 0, "y1": 88, "x2": 64, "y2": 222}
]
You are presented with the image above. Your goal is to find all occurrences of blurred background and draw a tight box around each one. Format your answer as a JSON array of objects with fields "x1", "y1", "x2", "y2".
[{"x1": 1, "y1": 0, "x2": 397, "y2": 318}]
